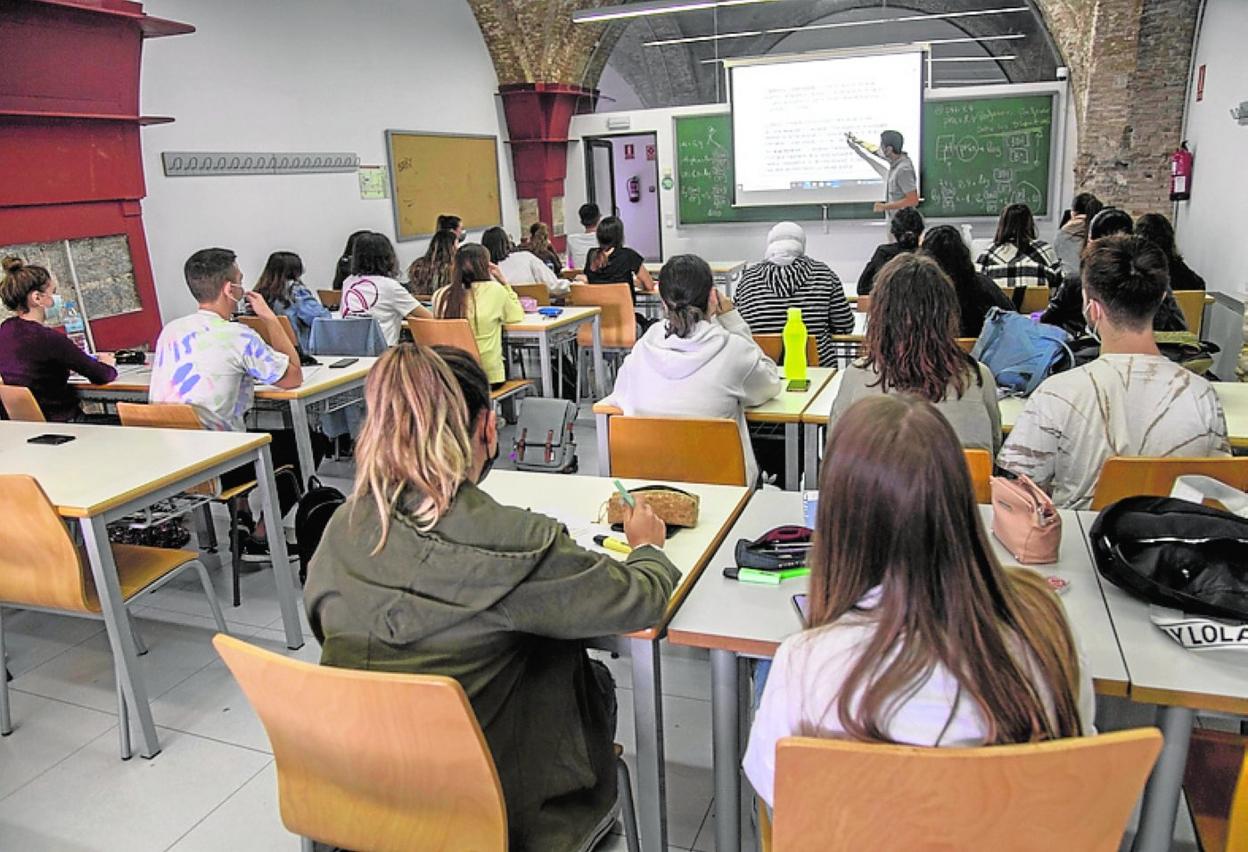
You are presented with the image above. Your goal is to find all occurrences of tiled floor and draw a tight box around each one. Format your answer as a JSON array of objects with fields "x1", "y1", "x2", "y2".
[{"x1": 0, "y1": 405, "x2": 1206, "y2": 850}]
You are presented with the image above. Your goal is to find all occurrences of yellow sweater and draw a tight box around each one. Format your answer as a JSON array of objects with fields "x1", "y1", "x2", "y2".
[{"x1": 433, "y1": 280, "x2": 525, "y2": 384}]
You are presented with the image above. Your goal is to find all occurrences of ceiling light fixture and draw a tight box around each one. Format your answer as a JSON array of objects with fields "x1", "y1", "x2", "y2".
[
  {"x1": 696, "y1": 33, "x2": 1026, "y2": 64},
  {"x1": 572, "y1": 0, "x2": 785, "y2": 25}
]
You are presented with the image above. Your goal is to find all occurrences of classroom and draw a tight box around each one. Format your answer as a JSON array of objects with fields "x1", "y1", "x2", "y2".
[{"x1": 2, "y1": 0, "x2": 1248, "y2": 850}]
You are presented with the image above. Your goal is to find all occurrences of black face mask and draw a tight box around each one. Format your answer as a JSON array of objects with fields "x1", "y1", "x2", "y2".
[{"x1": 477, "y1": 436, "x2": 500, "y2": 484}]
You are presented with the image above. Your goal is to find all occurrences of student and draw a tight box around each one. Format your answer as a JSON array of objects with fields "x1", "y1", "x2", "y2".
[
  {"x1": 331, "y1": 229, "x2": 369, "y2": 291},
  {"x1": 305, "y1": 343, "x2": 677, "y2": 852},
  {"x1": 437, "y1": 213, "x2": 464, "y2": 241},
  {"x1": 920, "y1": 224, "x2": 1014, "y2": 338},
  {"x1": 1052, "y1": 192, "x2": 1103, "y2": 282},
  {"x1": 406, "y1": 229, "x2": 458, "y2": 298},
  {"x1": 252, "y1": 251, "x2": 328, "y2": 352},
  {"x1": 744, "y1": 393, "x2": 1092, "y2": 808},
  {"x1": 735, "y1": 222, "x2": 855, "y2": 366},
  {"x1": 1135, "y1": 213, "x2": 1206, "y2": 292},
  {"x1": 340, "y1": 231, "x2": 432, "y2": 346},
  {"x1": 524, "y1": 222, "x2": 562, "y2": 274},
  {"x1": 432, "y1": 243, "x2": 525, "y2": 387},
  {"x1": 977, "y1": 203, "x2": 1063, "y2": 293},
  {"x1": 602, "y1": 254, "x2": 782, "y2": 486},
  {"x1": 999, "y1": 235, "x2": 1228, "y2": 509},
  {"x1": 0, "y1": 256, "x2": 117, "y2": 421},
  {"x1": 579, "y1": 216, "x2": 656, "y2": 299},
  {"x1": 829, "y1": 254, "x2": 1001, "y2": 452},
  {"x1": 857, "y1": 207, "x2": 924, "y2": 296},
  {"x1": 566, "y1": 202, "x2": 601, "y2": 270},
  {"x1": 481, "y1": 226, "x2": 565, "y2": 296}
]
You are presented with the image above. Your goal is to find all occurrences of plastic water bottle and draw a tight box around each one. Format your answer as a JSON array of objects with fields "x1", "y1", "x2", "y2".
[
  {"x1": 782, "y1": 307, "x2": 808, "y2": 383},
  {"x1": 63, "y1": 299, "x2": 89, "y2": 353}
]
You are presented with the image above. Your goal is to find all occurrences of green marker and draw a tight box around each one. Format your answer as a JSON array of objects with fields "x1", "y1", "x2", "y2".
[
  {"x1": 613, "y1": 479, "x2": 636, "y2": 508},
  {"x1": 738, "y1": 567, "x2": 810, "y2": 585}
]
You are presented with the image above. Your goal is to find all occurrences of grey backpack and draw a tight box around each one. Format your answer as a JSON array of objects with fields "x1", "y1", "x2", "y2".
[{"x1": 511, "y1": 398, "x2": 578, "y2": 473}]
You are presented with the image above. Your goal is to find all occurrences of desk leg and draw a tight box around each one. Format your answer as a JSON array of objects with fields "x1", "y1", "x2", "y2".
[
  {"x1": 592, "y1": 316, "x2": 607, "y2": 399},
  {"x1": 803, "y1": 423, "x2": 821, "y2": 489},
  {"x1": 711, "y1": 649, "x2": 742, "y2": 852},
  {"x1": 80, "y1": 516, "x2": 160, "y2": 759},
  {"x1": 288, "y1": 399, "x2": 316, "y2": 483},
  {"x1": 596, "y1": 411, "x2": 611, "y2": 476},
  {"x1": 784, "y1": 423, "x2": 799, "y2": 491},
  {"x1": 629, "y1": 637, "x2": 667, "y2": 852},
  {"x1": 1133, "y1": 705, "x2": 1195, "y2": 852},
  {"x1": 539, "y1": 333, "x2": 554, "y2": 399},
  {"x1": 255, "y1": 444, "x2": 305, "y2": 650}
]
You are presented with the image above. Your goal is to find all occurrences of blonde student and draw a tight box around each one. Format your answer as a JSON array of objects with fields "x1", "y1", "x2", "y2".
[{"x1": 433, "y1": 243, "x2": 525, "y2": 387}]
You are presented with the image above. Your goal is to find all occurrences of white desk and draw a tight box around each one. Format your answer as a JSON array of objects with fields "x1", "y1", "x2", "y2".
[
  {"x1": 503, "y1": 306, "x2": 605, "y2": 399},
  {"x1": 0, "y1": 421, "x2": 303, "y2": 758},
  {"x1": 76, "y1": 357, "x2": 378, "y2": 482},
  {"x1": 477, "y1": 470, "x2": 751, "y2": 852},
  {"x1": 668, "y1": 493, "x2": 1128, "y2": 852}
]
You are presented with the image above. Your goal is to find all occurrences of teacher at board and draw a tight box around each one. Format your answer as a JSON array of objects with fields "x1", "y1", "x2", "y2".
[{"x1": 847, "y1": 130, "x2": 920, "y2": 220}]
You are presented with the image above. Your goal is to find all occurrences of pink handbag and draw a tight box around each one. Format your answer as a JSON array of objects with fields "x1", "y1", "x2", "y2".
[{"x1": 990, "y1": 474, "x2": 1062, "y2": 564}]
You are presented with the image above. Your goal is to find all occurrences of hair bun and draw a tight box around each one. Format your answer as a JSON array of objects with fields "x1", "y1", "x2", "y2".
[{"x1": 1, "y1": 256, "x2": 24, "y2": 274}]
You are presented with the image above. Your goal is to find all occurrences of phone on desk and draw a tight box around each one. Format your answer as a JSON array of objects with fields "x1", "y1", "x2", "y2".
[
  {"x1": 786, "y1": 380, "x2": 810, "y2": 393},
  {"x1": 328, "y1": 358, "x2": 358, "y2": 368},
  {"x1": 792, "y1": 593, "x2": 809, "y2": 626},
  {"x1": 27, "y1": 434, "x2": 75, "y2": 445}
]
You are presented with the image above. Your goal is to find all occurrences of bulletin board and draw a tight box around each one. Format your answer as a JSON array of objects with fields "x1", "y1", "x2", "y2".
[{"x1": 385, "y1": 130, "x2": 503, "y2": 241}]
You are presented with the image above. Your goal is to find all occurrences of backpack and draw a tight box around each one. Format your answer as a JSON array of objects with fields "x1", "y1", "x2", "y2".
[
  {"x1": 294, "y1": 475, "x2": 346, "y2": 583},
  {"x1": 511, "y1": 398, "x2": 578, "y2": 473},
  {"x1": 972, "y1": 307, "x2": 1073, "y2": 396}
]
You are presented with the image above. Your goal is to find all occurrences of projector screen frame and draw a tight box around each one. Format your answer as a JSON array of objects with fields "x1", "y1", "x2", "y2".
[{"x1": 725, "y1": 43, "x2": 930, "y2": 209}]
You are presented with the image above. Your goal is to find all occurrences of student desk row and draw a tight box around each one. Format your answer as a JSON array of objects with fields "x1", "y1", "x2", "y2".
[{"x1": 0, "y1": 420, "x2": 304, "y2": 760}]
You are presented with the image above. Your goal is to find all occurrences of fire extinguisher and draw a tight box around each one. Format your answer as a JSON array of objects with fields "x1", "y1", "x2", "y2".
[
  {"x1": 627, "y1": 176, "x2": 641, "y2": 203},
  {"x1": 1170, "y1": 142, "x2": 1193, "y2": 201}
]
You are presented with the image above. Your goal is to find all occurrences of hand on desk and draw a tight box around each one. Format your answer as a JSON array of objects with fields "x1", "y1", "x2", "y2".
[
  {"x1": 624, "y1": 496, "x2": 667, "y2": 550},
  {"x1": 872, "y1": 202, "x2": 887, "y2": 213},
  {"x1": 96, "y1": 351, "x2": 116, "y2": 366}
]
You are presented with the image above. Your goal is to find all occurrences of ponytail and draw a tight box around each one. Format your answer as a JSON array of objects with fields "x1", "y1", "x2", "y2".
[{"x1": 1, "y1": 256, "x2": 52, "y2": 313}]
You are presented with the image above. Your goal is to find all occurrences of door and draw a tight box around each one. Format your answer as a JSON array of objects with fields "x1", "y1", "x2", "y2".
[{"x1": 585, "y1": 138, "x2": 617, "y2": 217}]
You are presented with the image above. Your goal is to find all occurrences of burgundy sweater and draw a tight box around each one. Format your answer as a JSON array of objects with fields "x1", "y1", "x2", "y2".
[{"x1": 0, "y1": 316, "x2": 117, "y2": 421}]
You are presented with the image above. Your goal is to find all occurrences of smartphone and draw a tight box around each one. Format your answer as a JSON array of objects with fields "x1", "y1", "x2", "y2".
[
  {"x1": 328, "y1": 358, "x2": 359, "y2": 368},
  {"x1": 786, "y1": 380, "x2": 810, "y2": 393},
  {"x1": 792, "y1": 593, "x2": 809, "y2": 625},
  {"x1": 27, "y1": 434, "x2": 75, "y2": 445}
]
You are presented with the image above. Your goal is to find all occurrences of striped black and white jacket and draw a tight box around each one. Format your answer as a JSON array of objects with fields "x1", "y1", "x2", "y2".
[{"x1": 734, "y1": 255, "x2": 855, "y2": 366}]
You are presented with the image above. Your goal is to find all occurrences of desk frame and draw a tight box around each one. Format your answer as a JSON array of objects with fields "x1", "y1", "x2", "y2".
[{"x1": 504, "y1": 312, "x2": 605, "y2": 400}]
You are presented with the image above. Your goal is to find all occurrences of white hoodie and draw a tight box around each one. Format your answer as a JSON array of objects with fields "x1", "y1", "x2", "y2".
[{"x1": 602, "y1": 309, "x2": 782, "y2": 485}]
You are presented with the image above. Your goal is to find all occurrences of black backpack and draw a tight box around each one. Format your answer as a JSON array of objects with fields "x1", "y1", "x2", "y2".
[{"x1": 294, "y1": 475, "x2": 345, "y2": 584}]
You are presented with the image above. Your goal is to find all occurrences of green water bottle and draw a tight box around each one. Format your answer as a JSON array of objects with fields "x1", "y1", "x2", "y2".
[{"x1": 782, "y1": 307, "x2": 808, "y2": 382}]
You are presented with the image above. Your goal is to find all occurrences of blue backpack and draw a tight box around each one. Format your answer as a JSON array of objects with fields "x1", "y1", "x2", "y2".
[{"x1": 972, "y1": 307, "x2": 1073, "y2": 395}]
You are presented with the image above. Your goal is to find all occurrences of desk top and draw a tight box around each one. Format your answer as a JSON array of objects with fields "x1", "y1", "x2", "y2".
[
  {"x1": 745, "y1": 368, "x2": 835, "y2": 424},
  {"x1": 504, "y1": 306, "x2": 601, "y2": 333},
  {"x1": 668, "y1": 492, "x2": 1129, "y2": 695},
  {"x1": 801, "y1": 369, "x2": 844, "y2": 426},
  {"x1": 1078, "y1": 513, "x2": 1248, "y2": 714},
  {"x1": 76, "y1": 357, "x2": 378, "y2": 400},
  {"x1": 477, "y1": 470, "x2": 751, "y2": 640},
  {"x1": 0, "y1": 421, "x2": 267, "y2": 518},
  {"x1": 643, "y1": 261, "x2": 746, "y2": 276}
]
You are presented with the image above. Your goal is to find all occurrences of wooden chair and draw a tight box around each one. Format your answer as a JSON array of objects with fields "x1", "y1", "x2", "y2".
[
  {"x1": 238, "y1": 315, "x2": 299, "y2": 350},
  {"x1": 214, "y1": 634, "x2": 641, "y2": 852},
  {"x1": 956, "y1": 337, "x2": 977, "y2": 353},
  {"x1": 560, "y1": 268, "x2": 581, "y2": 281},
  {"x1": 1173, "y1": 290, "x2": 1207, "y2": 338},
  {"x1": 406, "y1": 317, "x2": 533, "y2": 408},
  {"x1": 316, "y1": 289, "x2": 342, "y2": 310},
  {"x1": 569, "y1": 282, "x2": 637, "y2": 399},
  {"x1": 824, "y1": 334, "x2": 865, "y2": 369},
  {"x1": 511, "y1": 283, "x2": 551, "y2": 306},
  {"x1": 1184, "y1": 729, "x2": 1248, "y2": 852},
  {"x1": 1002, "y1": 285, "x2": 1051, "y2": 315},
  {"x1": 856, "y1": 295, "x2": 871, "y2": 315},
  {"x1": 1090, "y1": 457, "x2": 1248, "y2": 511},
  {"x1": 964, "y1": 448, "x2": 993, "y2": 504},
  {"x1": 751, "y1": 334, "x2": 819, "y2": 368},
  {"x1": 606, "y1": 414, "x2": 748, "y2": 486},
  {"x1": 0, "y1": 384, "x2": 46, "y2": 422},
  {"x1": 0, "y1": 474, "x2": 226, "y2": 756},
  {"x1": 763, "y1": 730, "x2": 1161, "y2": 852}
]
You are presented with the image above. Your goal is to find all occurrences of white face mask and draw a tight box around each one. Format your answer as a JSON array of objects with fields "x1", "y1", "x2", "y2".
[{"x1": 1082, "y1": 298, "x2": 1100, "y2": 338}]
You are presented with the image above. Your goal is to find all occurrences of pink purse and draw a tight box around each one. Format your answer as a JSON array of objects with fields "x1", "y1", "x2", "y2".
[{"x1": 990, "y1": 474, "x2": 1062, "y2": 564}]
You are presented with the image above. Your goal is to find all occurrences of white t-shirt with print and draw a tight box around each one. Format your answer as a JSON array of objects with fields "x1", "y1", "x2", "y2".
[
  {"x1": 149, "y1": 310, "x2": 289, "y2": 431},
  {"x1": 340, "y1": 274, "x2": 418, "y2": 346}
]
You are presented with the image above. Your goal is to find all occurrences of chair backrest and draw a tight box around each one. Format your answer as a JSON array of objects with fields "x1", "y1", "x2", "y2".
[
  {"x1": 511, "y1": 283, "x2": 551, "y2": 306},
  {"x1": 559, "y1": 268, "x2": 580, "y2": 281},
  {"x1": 855, "y1": 295, "x2": 871, "y2": 315},
  {"x1": 213, "y1": 634, "x2": 507, "y2": 852},
  {"x1": 239, "y1": 315, "x2": 298, "y2": 350},
  {"x1": 0, "y1": 384, "x2": 46, "y2": 422},
  {"x1": 1173, "y1": 290, "x2": 1206, "y2": 338},
  {"x1": 406, "y1": 317, "x2": 482, "y2": 361},
  {"x1": 317, "y1": 289, "x2": 342, "y2": 310},
  {"x1": 1002, "y1": 285, "x2": 1051, "y2": 315},
  {"x1": 308, "y1": 316, "x2": 387, "y2": 356},
  {"x1": 569, "y1": 282, "x2": 636, "y2": 350},
  {"x1": 956, "y1": 337, "x2": 977, "y2": 353},
  {"x1": 608, "y1": 416, "x2": 747, "y2": 486},
  {"x1": 117, "y1": 403, "x2": 218, "y2": 496},
  {"x1": 1091, "y1": 457, "x2": 1248, "y2": 510},
  {"x1": 0, "y1": 474, "x2": 90, "y2": 611},
  {"x1": 770, "y1": 730, "x2": 1161, "y2": 852},
  {"x1": 964, "y1": 448, "x2": 993, "y2": 504},
  {"x1": 1184, "y1": 729, "x2": 1248, "y2": 852},
  {"x1": 751, "y1": 334, "x2": 820, "y2": 368}
]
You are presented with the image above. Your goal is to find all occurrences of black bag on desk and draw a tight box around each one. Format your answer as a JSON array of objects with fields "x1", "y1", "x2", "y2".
[{"x1": 511, "y1": 398, "x2": 578, "y2": 473}]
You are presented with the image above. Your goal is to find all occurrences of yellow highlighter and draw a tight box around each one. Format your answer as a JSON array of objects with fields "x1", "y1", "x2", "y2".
[{"x1": 594, "y1": 534, "x2": 633, "y2": 556}]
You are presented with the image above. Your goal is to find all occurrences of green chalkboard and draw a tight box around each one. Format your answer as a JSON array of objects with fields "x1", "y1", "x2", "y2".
[{"x1": 674, "y1": 93, "x2": 1054, "y2": 224}]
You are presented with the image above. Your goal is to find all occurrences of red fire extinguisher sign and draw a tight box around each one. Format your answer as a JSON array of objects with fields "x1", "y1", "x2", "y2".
[{"x1": 1170, "y1": 142, "x2": 1193, "y2": 201}]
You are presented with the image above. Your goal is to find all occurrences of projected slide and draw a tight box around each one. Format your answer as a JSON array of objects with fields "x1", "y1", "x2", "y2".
[{"x1": 730, "y1": 49, "x2": 924, "y2": 207}]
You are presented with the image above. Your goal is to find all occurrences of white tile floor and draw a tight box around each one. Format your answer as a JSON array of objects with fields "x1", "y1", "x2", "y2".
[{"x1": 0, "y1": 405, "x2": 1208, "y2": 850}]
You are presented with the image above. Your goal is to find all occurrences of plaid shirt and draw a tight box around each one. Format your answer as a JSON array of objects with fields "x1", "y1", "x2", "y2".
[{"x1": 976, "y1": 240, "x2": 1064, "y2": 290}]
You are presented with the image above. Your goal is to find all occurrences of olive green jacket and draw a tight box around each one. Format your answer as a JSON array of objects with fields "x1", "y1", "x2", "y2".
[{"x1": 305, "y1": 481, "x2": 681, "y2": 851}]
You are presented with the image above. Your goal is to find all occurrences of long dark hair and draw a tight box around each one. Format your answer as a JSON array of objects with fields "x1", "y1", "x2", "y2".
[
  {"x1": 862, "y1": 253, "x2": 979, "y2": 401},
  {"x1": 994, "y1": 203, "x2": 1037, "y2": 250},
  {"x1": 333, "y1": 230, "x2": 370, "y2": 290},
  {"x1": 437, "y1": 243, "x2": 491, "y2": 321},
  {"x1": 481, "y1": 227, "x2": 511, "y2": 264},
  {"x1": 1071, "y1": 192, "x2": 1103, "y2": 219},
  {"x1": 528, "y1": 222, "x2": 553, "y2": 256},
  {"x1": 920, "y1": 224, "x2": 981, "y2": 298},
  {"x1": 407, "y1": 230, "x2": 458, "y2": 297},
  {"x1": 1134, "y1": 213, "x2": 1180, "y2": 261},
  {"x1": 1088, "y1": 208, "x2": 1134, "y2": 241},
  {"x1": 658, "y1": 254, "x2": 713, "y2": 339},
  {"x1": 805, "y1": 394, "x2": 1084, "y2": 744},
  {"x1": 890, "y1": 207, "x2": 924, "y2": 251},
  {"x1": 589, "y1": 216, "x2": 625, "y2": 273},
  {"x1": 254, "y1": 251, "x2": 304, "y2": 307},
  {"x1": 350, "y1": 232, "x2": 399, "y2": 278}
]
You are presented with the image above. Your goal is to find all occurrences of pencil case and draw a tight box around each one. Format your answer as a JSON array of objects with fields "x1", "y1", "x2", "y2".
[
  {"x1": 606, "y1": 485, "x2": 699, "y2": 528},
  {"x1": 733, "y1": 525, "x2": 812, "y2": 571}
]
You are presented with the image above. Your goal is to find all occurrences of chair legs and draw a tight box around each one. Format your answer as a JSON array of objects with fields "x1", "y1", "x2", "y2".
[
  {"x1": 192, "y1": 560, "x2": 229, "y2": 634},
  {"x1": 228, "y1": 502, "x2": 243, "y2": 608},
  {"x1": 617, "y1": 757, "x2": 641, "y2": 852},
  {"x1": 195, "y1": 503, "x2": 218, "y2": 553},
  {"x1": 115, "y1": 656, "x2": 131, "y2": 760},
  {"x1": 300, "y1": 837, "x2": 314, "y2": 852},
  {"x1": 0, "y1": 607, "x2": 11, "y2": 736},
  {"x1": 128, "y1": 613, "x2": 148, "y2": 657}
]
